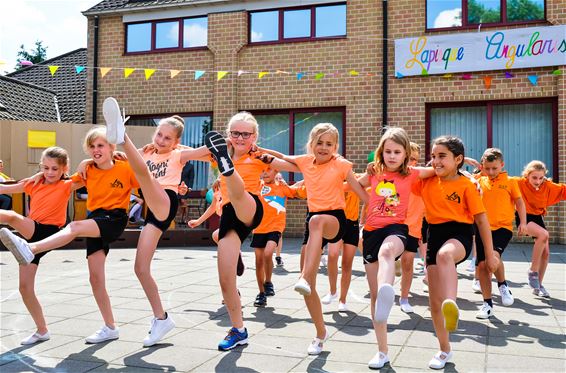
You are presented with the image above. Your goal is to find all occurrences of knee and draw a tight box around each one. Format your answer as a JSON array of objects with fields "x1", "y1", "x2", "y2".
[
  {"x1": 19, "y1": 280, "x2": 35, "y2": 297},
  {"x1": 378, "y1": 248, "x2": 395, "y2": 261},
  {"x1": 536, "y1": 230, "x2": 549, "y2": 243},
  {"x1": 436, "y1": 250, "x2": 453, "y2": 266},
  {"x1": 328, "y1": 250, "x2": 339, "y2": 262},
  {"x1": 308, "y1": 216, "x2": 324, "y2": 232},
  {"x1": 134, "y1": 263, "x2": 150, "y2": 279},
  {"x1": 89, "y1": 272, "x2": 104, "y2": 288}
]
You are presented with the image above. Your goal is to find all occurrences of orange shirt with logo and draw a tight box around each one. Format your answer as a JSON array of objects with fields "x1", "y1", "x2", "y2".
[
  {"x1": 414, "y1": 175, "x2": 485, "y2": 224},
  {"x1": 294, "y1": 154, "x2": 352, "y2": 212},
  {"x1": 215, "y1": 153, "x2": 267, "y2": 207},
  {"x1": 71, "y1": 160, "x2": 139, "y2": 211},
  {"x1": 254, "y1": 182, "x2": 297, "y2": 234},
  {"x1": 25, "y1": 179, "x2": 74, "y2": 227},
  {"x1": 513, "y1": 177, "x2": 566, "y2": 216},
  {"x1": 478, "y1": 172, "x2": 521, "y2": 231}
]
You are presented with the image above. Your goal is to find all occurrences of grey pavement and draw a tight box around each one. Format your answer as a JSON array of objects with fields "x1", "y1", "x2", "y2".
[{"x1": 1, "y1": 239, "x2": 565, "y2": 372}]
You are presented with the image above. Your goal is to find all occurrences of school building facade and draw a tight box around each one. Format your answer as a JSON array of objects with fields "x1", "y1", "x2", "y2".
[{"x1": 83, "y1": 0, "x2": 565, "y2": 242}]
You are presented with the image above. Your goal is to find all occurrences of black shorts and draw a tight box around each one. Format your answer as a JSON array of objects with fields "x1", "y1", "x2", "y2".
[
  {"x1": 86, "y1": 209, "x2": 128, "y2": 257},
  {"x1": 421, "y1": 218, "x2": 429, "y2": 244},
  {"x1": 362, "y1": 224, "x2": 408, "y2": 264},
  {"x1": 29, "y1": 222, "x2": 61, "y2": 265},
  {"x1": 342, "y1": 219, "x2": 360, "y2": 247},
  {"x1": 476, "y1": 227, "x2": 513, "y2": 264},
  {"x1": 218, "y1": 193, "x2": 263, "y2": 243},
  {"x1": 302, "y1": 209, "x2": 347, "y2": 249},
  {"x1": 405, "y1": 235, "x2": 419, "y2": 253},
  {"x1": 426, "y1": 222, "x2": 473, "y2": 266},
  {"x1": 517, "y1": 213, "x2": 546, "y2": 230},
  {"x1": 144, "y1": 189, "x2": 179, "y2": 233},
  {"x1": 251, "y1": 231, "x2": 281, "y2": 249}
]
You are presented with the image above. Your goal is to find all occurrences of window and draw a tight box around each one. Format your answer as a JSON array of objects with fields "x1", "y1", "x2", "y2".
[
  {"x1": 249, "y1": 3, "x2": 346, "y2": 44},
  {"x1": 426, "y1": 0, "x2": 545, "y2": 30},
  {"x1": 254, "y1": 108, "x2": 345, "y2": 182},
  {"x1": 427, "y1": 99, "x2": 557, "y2": 179},
  {"x1": 125, "y1": 16, "x2": 207, "y2": 53},
  {"x1": 127, "y1": 114, "x2": 213, "y2": 190}
]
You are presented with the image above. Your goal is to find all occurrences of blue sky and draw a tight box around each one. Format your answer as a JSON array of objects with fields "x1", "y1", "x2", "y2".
[{"x1": 0, "y1": 0, "x2": 100, "y2": 74}]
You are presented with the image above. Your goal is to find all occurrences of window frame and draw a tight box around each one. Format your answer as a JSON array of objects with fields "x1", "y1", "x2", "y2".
[
  {"x1": 425, "y1": 97, "x2": 558, "y2": 181},
  {"x1": 249, "y1": 107, "x2": 347, "y2": 183},
  {"x1": 248, "y1": 2, "x2": 347, "y2": 45},
  {"x1": 425, "y1": 0, "x2": 547, "y2": 32},
  {"x1": 124, "y1": 15, "x2": 208, "y2": 55}
]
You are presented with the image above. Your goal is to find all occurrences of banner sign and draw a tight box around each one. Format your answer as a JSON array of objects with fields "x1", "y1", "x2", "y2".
[{"x1": 395, "y1": 25, "x2": 565, "y2": 77}]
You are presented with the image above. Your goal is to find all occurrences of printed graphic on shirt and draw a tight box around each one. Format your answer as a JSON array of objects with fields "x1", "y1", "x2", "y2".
[
  {"x1": 446, "y1": 192, "x2": 461, "y2": 203},
  {"x1": 373, "y1": 179, "x2": 401, "y2": 216},
  {"x1": 147, "y1": 159, "x2": 170, "y2": 179},
  {"x1": 261, "y1": 185, "x2": 286, "y2": 214},
  {"x1": 111, "y1": 179, "x2": 124, "y2": 189}
]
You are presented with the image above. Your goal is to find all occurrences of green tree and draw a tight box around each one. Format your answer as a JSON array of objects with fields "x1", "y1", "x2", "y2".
[
  {"x1": 468, "y1": 0, "x2": 501, "y2": 24},
  {"x1": 15, "y1": 41, "x2": 48, "y2": 70},
  {"x1": 507, "y1": 0, "x2": 544, "y2": 21}
]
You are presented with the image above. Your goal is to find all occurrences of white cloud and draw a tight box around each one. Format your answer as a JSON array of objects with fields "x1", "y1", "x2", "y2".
[
  {"x1": 251, "y1": 31, "x2": 263, "y2": 42},
  {"x1": 434, "y1": 8, "x2": 462, "y2": 28},
  {"x1": 183, "y1": 23, "x2": 207, "y2": 47}
]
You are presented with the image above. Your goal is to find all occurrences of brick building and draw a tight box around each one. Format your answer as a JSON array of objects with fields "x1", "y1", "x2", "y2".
[{"x1": 82, "y1": 0, "x2": 565, "y2": 241}]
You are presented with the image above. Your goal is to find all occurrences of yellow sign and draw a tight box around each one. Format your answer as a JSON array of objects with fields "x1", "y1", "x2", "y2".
[{"x1": 28, "y1": 130, "x2": 56, "y2": 148}]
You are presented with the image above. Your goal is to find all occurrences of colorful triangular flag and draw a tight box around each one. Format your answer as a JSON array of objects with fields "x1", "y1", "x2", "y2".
[
  {"x1": 75, "y1": 65, "x2": 85, "y2": 74},
  {"x1": 395, "y1": 72, "x2": 404, "y2": 79},
  {"x1": 124, "y1": 68, "x2": 135, "y2": 78},
  {"x1": 421, "y1": 68, "x2": 429, "y2": 76},
  {"x1": 237, "y1": 70, "x2": 245, "y2": 76},
  {"x1": 48, "y1": 66, "x2": 59, "y2": 76},
  {"x1": 315, "y1": 73, "x2": 325, "y2": 80},
  {"x1": 0, "y1": 60, "x2": 5, "y2": 66},
  {"x1": 170, "y1": 70, "x2": 181, "y2": 78},
  {"x1": 349, "y1": 70, "x2": 359, "y2": 76},
  {"x1": 462, "y1": 73, "x2": 472, "y2": 80},
  {"x1": 258, "y1": 72, "x2": 268, "y2": 79},
  {"x1": 100, "y1": 67, "x2": 112, "y2": 77},
  {"x1": 442, "y1": 74, "x2": 453, "y2": 79},
  {"x1": 504, "y1": 71, "x2": 514, "y2": 79},
  {"x1": 297, "y1": 72, "x2": 305, "y2": 80},
  {"x1": 195, "y1": 70, "x2": 205, "y2": 80},
  {"x1": 217, "y1": 71, "x2": 228, "y2": 81},
  {"x1": 527, "y1": 75, "x2": 538, "y2": 86},
  {"x1": 144, "y1": 69, "x2": 155, "y2": 80},
  {"x1": 483, "y1": 76, "x2": 492, "y2": 89}
]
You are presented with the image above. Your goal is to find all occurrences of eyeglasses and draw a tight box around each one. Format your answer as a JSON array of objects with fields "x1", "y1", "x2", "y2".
[{"x1": 229, "y1": 131, "x2": 254, "y2": 139}]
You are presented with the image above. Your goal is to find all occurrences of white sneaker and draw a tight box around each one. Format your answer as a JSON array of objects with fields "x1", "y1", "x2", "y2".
[
  {"x1": 294, "y1": 278, "x2": 311, "y2": 296},
  {"x1": 21, "y1": 331, "x2": 50, "y2": 345},
  {"x1": 466, "y1": 257, "x2": 476, "y2": 272},
  {"x1": 499, "y1": 284, "x2": 514, "y2": 306},
  {"x1": 374, "y1": 284, "x2": 395, "y2": 323},
  {"x1": 307, "y1": 330, "x2": 328, "y2": 355},
  {"x1": 85, "y1": 325, "x2": 119, "y2": 344},
  {"x1": 321, "y1": 292, "x2": 338, "y2": 305},
  {"x1": 368, "y1": 351, "x2": 390, "y2": 369},
  {"x1": 533, "y1": 285, "x2": 550, "y2": 298},
  {"x1": 400, "y1": 300, "x2": 414, "y2": 314},
  {"x1": 429, "y1": 350, "x2": 453, "y2": 369},
  {"x1": 102, "y1": 97, "x2": 125, "y2": 144},
  {"x1": 143, "y1": 314, "x2": 175, "y2": 347},
  {"x1": 475, "y1": 302, "x2": 493, "y2": 319},
  {"x1": 338, "y1": 302, "x2": 349, "y2": 312},
  {"x1": 471, "y1": 278, "x2": 482, "y2": 293},
  {"x1": 0, "y1": 228, "x2": 34, "y2": 265},
  {"x1": 320, "y1": 255, "x2": 328, "y2": 267}
]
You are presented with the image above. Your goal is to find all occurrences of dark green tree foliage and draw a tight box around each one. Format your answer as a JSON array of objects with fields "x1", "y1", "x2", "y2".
[
  {"x1": 507, "y1": 0, "x2": 544, "y2": 21},
  {"x1": 15, "y1": 41, "x2": 48, "y2": 70},
  {"x1": 468, "y1": 0, "x2": 501, "y2": 24}
]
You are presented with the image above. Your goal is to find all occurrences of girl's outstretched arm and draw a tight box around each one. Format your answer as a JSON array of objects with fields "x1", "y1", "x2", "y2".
[
  {"x1": 345, "y1": 170, "x2": 369, "y2": 204},
  {"x1": 188, "y1": 199, "x2": 217, "y2": 228},
  {"x1": 412, "y1": 166, "x2": 436, "y2": 179},
  {"x1": 0, "y1": 182, "x2": 25, "y2": 194},
  {"x1": 180, "y1": 145, "x2": 212, "y2": 163}
]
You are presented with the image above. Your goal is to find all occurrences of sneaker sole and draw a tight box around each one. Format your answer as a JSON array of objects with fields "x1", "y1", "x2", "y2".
[
  {"x1": 143, "y1": 322, "x2": 176, "y2": 347},
  {"x1": 375, "y1": 284, "x2": 395, "y2": 322},
  {"x1": 218, "y1": 338, "x2": 248, "y2": 351},
  {"x1": 102, "y1": 97, "x2": 123, "y2": 144},
  {"x1": 205, "y1": 132, "x2": 234, "y2": 176},
  {"x1": 294, "y1": 284, "x2": 311, "y2": 296},
  {"x1": 0, "y1": 229, "x2": 31, "y2": 265},
  {"x1": 442, "y1": 300, "x2": 459, "y2": 332}
]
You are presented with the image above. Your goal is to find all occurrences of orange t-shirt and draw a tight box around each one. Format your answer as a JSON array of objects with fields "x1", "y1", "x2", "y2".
[
  {"x1": 294, "y1": 154, "x2": 352, "y2": 212},
  {"x1": 478, "y1": 172, "x2": 521, "y2": 231},
  {"x1": 513, "y1": 177, "x2": 566, "y2": 216},
  {"x1": 216, "y1": 153, "x2": 267, "y2": 207},
  {"x1": 344, "y1": 191, "x2": 361, "y2": 221},
  {"x1": 143, "y1": 149, "x2": 184, "y2": 192},
  {"x1": 414, "y1": 175, "x2": 486, "y2": 224},
  {"x1": 405, "y1": 193, "x2": 425, "y2": 238},
  {"x1": 291, "y1": 184, "x2": 307, "y2": 199},
  {"x1": 71, "y1": 160, "x2": 139, "y2": 211},
  {"x1": 254, "y1": 182, "x2": 297, "y2": 234},
  {"x1": 25, "y1": 179, "x2": 74, "y2": 227}
]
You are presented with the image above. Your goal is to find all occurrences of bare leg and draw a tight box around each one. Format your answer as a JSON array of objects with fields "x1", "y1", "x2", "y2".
[
  {"x1": 539, "y1": 241, "x2": 550, "y2": 284},
  {"x1": 0, "y1": 211, "x2": 35, "y2": 238},
  {"x1": 327, "y1": 241, "x2": 341, "y2": 295},
  {"x1": 400, "y1": 251, "x2": 415, "y2": 299},
  {"x1": 264, "y1": 240, "x2": 277, "y2": 283},
  {"x1": 218, "y1": 231, "x2": 244, "y2": 328},
  {"x1": 88, "y1": 250, "x2": 116, "y2": 328},
  {"x1": 376, "y1": 236, "x2": 405, "y2": 287},
  {"x1": 339, "y1": 243, "x2": 356, "y2": 303},
  {"x1": 493, "y1": 252, "x2": 506, "y2": 282},
  {"x1": 223, "y1": 172, "x2": 257, "y2": 227},
  {"x1": 254, "y1": 247, "x2": 265, "y2": 293},
  {"x1": 19, "y1": 264, "x2": 48, "y2": 334},
  {"x1": 30, "y1": 220, "x2": 101, "y2": 255},
  {"x1": 477, "y1": 261, "x2": 492, "y2": 299},
  {"x1": 526, "y1": 222, "x2": 549, "y2": 273},
  {"x1": 301, "y1": 215, "x2": 339, "y2": 282},
  {"x1": 134, "y1": 224, "x2": 165, "y2": 319},
  {"x1": 276, "y1": 236, "x2": 283, "y2": 257},
  {"x1": 366, "y1": 262, "x2": 387, "y2": 353}
]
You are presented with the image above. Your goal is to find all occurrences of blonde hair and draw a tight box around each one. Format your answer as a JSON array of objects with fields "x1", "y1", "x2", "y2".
[
  {"x1": 306, "y1": 123, "x2": 339, "y2": 154},
  {"x1": 481, "y1": 148, "x2": 504, "y2": 163},
  {"x1": 159, "y1": 115, "x2": 185, "y2": 139},
  {"x1": 83, "y1": 126, "x2": 115, "y2": 154},
  {"x1": 410, "y1": 141, "x2": 420, "y2": 155},
  {"x1": 226, "y1": 111, "x2": 259, "y2": 138},
  {"x1": 522, "y1": 160, "x2": 547, "y2": 177},
  {"x1": 373, "y1": 127, "x2": 411, "y2": 176},
  {"x1": 41, "y1": 146, "x2": 69, "y2": 167}
]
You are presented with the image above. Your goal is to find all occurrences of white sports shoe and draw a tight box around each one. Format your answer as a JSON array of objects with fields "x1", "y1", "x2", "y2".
[
  {"x1": 0, "y1": 228, "x2": 34, "y2": 265},
  {"x1": 20, "y1": 331, "x2": 50, "y2": 345},
  {"x1": 85, "y1": 325, "x2": 119, "y2": 344},
  {"x1": 307, "y1": 330, "x2": 328, "y2": 355},
  {"x1": 102, "y1": 97, "x2": 126, "y2": 144},
  {"x1": 321, "y1": 292, "x2": 338, "y2": 305},
  {"x1": 368, "y1": 351, "x2": 390, "y2": 369},
  {"x1": 499, "y1": 284, "x2": 514, "y2": 306},
  {"x1": 143, "y1": 314, "x2": 176, "y2": 347},
  {"x1": 338, "y1": 302, "x2": 349, "y2": 312},
  {"x1": 429, "y1": 350, "x2": 453, "y2": 369},
  {"x1": 475, "y1": 302, "x2": 493, "y2": 319},
  {"x1": 400, "y1": 299, "x2": 414, "y2": 314},
  {"x1": 471, "y1": 278, "x2": 482, "y2": 293},
  {"x1": 294, "y1": 278, "x2": 311, "y2": 296}
]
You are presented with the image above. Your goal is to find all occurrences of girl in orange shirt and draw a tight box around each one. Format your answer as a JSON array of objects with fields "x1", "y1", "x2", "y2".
[
  {"x1": 0, "y1": 147, "x2": 82, "y2": 345},
  {"x1": 103, "y1": 98, "x2": 210, "y2": 346},
  {"x1": 414, "y1": 136, "x2": 498, "y2": 369},
  {"x1": 515, "y1": 160, "x2": 566, "y2": 298}
]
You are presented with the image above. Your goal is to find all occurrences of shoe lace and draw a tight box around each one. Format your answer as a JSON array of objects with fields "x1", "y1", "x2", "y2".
[{"x1": 224, "y1": 328, "x2": 237, "y2": 340}]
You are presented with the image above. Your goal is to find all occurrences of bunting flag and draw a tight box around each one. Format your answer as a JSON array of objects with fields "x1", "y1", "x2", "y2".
[
  {"x1": 395, "y1": 72, "x2": 404, "y2": 79},
  {"x1": 0, "y1": 60, "x2": 6, "y2": 66},
  {"x1": 237, "y1": 70, "x2": 245, "y2": 76},
  {"x1": 144, "y1": 69, "x2": 155, "y2": 80},
  {"x1": 75, "y1": 65, "x2": 85, "y2": 74},
  {"x1": 297, "y1": 72, "x2": 305, "y2": 80},
  {"x1": 170, "y1": 69, "x2": 181, "y2": 78},
  {"x1": 48, "y1": 66, "x2": 59, "y2": 76},
  {"x1": 552, "y1": 69, "x2": 562, "y2": 75},
  {"x1": 276, "y1": 70, "x2": 290, "y2": 74},
  {"x1": 349, "y1": 70, "x2": 359, "y2": 76},
  {"x1": 100, "y1": 67, "x2": 112, "y2": 77},
  {"x1": 504, "y1": 71, "x2": 514, "y2": 79},
  {"x1": 462, "y1": 73, "x2": 473, "y2": 80},
  {"x1": 258, "y1": 72, "x2": 268, "y2": 79},
  {"x1": 124, "y1": 68, "x2": 135, "y2": 78},
  {"x1": 420, "y1": 68, "x2": 428, "y2": 76},
  {"x1": 19, "y1": 60, "x2": 33, "y2": 66},
  {"x1": 217, "y1": 71, "x2": 228, "y2": 81},
  {"x1": 528, "y1": 75, "x2": 538, "y2": 86},
  {"x1": 442, "y1": 74, "x2": 453, "y2": 79},
  {"x1": 315, "y1": 73, "x2": 325, "y2": 80},
  {"x1": 483, "y1": 76, "x2": 492, "y2": 89},
  {"x1": 195, "y1": 70, "x2": 205, "y2": 80}
]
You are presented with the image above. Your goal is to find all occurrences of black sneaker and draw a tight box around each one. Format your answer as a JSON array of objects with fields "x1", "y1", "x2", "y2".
[
  {"x1": 205, "y1": 131, "x2": 234, "y2": 176},
  {"x1": 264, "y1": 282, "x2": 275, "y2": 296},
  {"x1": 254, "y1": 292, "x2": 267, "y2": 307},
  {"x1": 275, "y1": 256, "x2": 284, "y2": 267},
  {"x1": 237, "y1": 253, "x2": 244, "y2": 276}
]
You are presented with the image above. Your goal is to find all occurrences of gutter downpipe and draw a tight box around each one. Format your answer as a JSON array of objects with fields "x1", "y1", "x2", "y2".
[
  {"x1": 382, "y1": 0, "x2": 388, "y2": 133},
  {"x1": 92, "y1": 15, "x2": 99, "y2": 124}
]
